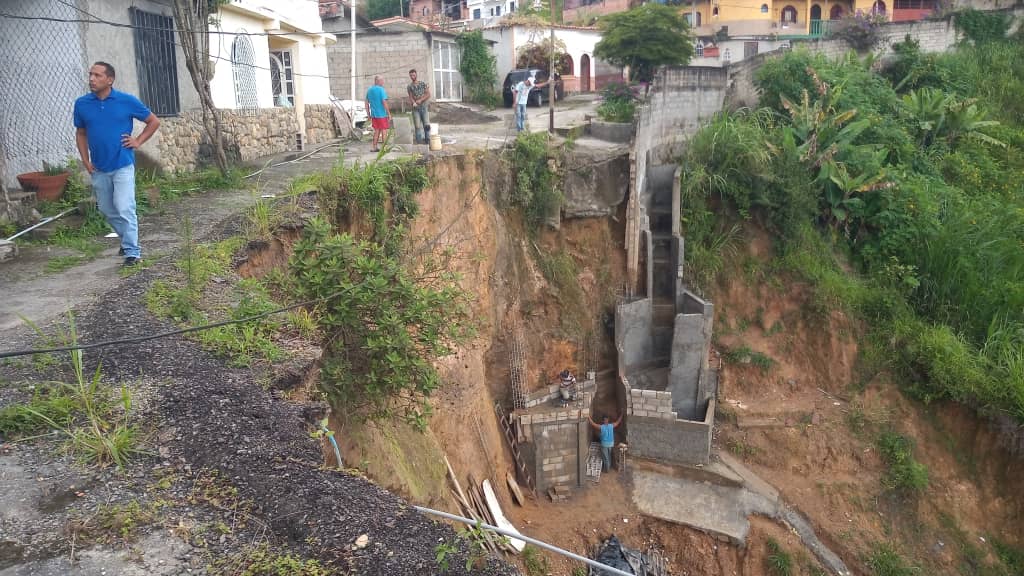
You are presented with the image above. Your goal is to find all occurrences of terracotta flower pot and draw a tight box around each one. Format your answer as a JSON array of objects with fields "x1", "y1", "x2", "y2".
[{"x1": 17, "y1": 171, "x2": 70, "y2": 202}]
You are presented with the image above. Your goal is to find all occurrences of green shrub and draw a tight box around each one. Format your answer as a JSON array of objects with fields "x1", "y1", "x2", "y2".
[
  {"x1": 511, "y1": 131, "x2": 562, "y2": 232},
  {"x1": 596, "y1": 99, "x2": 635, "y2": 123},
  {"x1": 877, "y1": 431, "x2": 930, "y2": 493},
  {"x1": 955, "y1": 9, "x2": 1011, "y2": 44},
  {"x1": 766, "y1": 538, "x2": 793, "y2": 576},
  {"x1": 457, "y1": 31, "x2": 498, "y2": 105},
  {"x1": 866, "y1": 543, "x2": 919, "y2": 576}
]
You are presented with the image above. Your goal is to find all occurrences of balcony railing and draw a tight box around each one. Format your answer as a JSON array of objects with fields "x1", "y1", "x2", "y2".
[{"x1": 809, "y1": 19, "x2": 834, "y2": 37}]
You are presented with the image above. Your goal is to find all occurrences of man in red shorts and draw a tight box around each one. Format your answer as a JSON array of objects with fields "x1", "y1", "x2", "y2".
[{"x1": 365, "y1": 75, "x2": 391, "y2": 152}]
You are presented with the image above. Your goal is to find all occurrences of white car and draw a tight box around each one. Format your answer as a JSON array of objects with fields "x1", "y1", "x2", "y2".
[{"x1": 331, "y1": 97, "x2": 368, "y2": 127}]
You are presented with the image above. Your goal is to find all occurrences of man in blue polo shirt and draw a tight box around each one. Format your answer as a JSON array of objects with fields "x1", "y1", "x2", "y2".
[{"x1": 73, "y1": 61, "x2": 161, "y2": 266}]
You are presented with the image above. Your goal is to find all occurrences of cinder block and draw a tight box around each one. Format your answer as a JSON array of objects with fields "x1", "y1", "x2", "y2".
[
  {"x1": 634, "y1": 410, "x2": 648, "y2": 418},
  {"x1": 641, "y1": 390, "x2": 656, "y2": 398}
]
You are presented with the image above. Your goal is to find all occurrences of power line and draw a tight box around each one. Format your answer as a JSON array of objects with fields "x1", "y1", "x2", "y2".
[{"x1": 0, "y1": 9, "x2": 415, "y2": 82}]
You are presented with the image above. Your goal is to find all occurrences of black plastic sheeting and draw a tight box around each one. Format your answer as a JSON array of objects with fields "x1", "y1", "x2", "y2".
[
  {"x1": 592, "y1": 536, "x2": 637, "y2": 575},
  {"x1": 591, "y1": 535, "x2": 667, "y2": 576}
]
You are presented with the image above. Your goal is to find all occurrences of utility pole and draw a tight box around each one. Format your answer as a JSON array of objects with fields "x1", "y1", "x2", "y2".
[
  {"x1": 548, "y1": 0, "x2": 555, "y2": 133},
  {"x1": 350, "y1": 0, "x2": 357, "y2": 104}
]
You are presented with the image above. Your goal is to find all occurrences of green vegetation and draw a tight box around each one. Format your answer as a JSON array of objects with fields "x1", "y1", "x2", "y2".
[
  {"x1": 594, "y1": 3, "x2": 693, "y2": 82},
  {"x1": 866, "y1": 543, "x2": 919, "y2": 576},
  {"x1": 0, "y1": 385, "x2": 76, "y2": 436},
  {"x1": 723, "y1": 345, "x2": 775, "y2": 373},
  {"x1": 877, "y1": 431, "x2": 929, "y2": 493},
  {"x1": 596, "y1": 82, "x2": 637, "y2": 123},
  {"x1": 457, "y1": 31, "x2": 499, "y2": 106},
  {"x1": 511, "y1": 131, "x2": 562, "y2": 232},
  {"x1": 765, "y1": 538, "x2": 794, "y2": 576},
  {"x1": 680, "y1": 38, "x2": 1024, "y2": 423},
  {"x1": 522, "y1": 545, "x2": 549, "y2": 576},
  {"x1": 208, "y1": 543, "x2": 330, "y2": 576},
  {"x1": 4, "y1": 318, "x2": 142, "y2": 468},
  {"x1": 292, "y1": 158, "x2": 472, "y2": 429}
]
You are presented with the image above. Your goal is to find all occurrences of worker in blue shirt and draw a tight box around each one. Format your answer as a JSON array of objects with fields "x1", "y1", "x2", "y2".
[
  {"x1": 73, "y1": 62, "x2": 160, "y2": 266},
  {"x1": 588, "y1": 413, "x2": 623, "y2": 472}
]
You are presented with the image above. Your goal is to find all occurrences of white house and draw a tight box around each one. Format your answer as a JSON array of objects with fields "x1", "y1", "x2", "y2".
[
  {"x1": 210, "y1": 0, "x2": 336, "y2": 138},
  {"x1": 482, "y1": 23, "x2": 621, "y2": 93}
]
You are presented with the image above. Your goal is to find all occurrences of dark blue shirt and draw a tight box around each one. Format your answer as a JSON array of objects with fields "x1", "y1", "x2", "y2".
[{"x1": 73, "y1": 89, "x2": 152, "y2": 173}]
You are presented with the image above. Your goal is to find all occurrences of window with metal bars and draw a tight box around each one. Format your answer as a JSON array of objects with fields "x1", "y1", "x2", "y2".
[{"x1": 129, "y1": 8, "x2": 181, "y2": 117}]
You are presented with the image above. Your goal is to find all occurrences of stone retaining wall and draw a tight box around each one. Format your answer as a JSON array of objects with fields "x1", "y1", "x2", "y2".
[
  {"x1": 158, "y1": 107, "x2": 299, "y2": 174},
  {"x1": 304, "y1": 104, "x2": 339, "y2": 146}
]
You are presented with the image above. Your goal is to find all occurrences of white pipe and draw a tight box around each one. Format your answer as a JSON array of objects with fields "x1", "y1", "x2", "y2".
[
  {"x1": 5, "y1": 207, "x2": 78, "y2": 242},
  {"x1": 412, "y1": 505, "x2": 635, "y2": 576}
]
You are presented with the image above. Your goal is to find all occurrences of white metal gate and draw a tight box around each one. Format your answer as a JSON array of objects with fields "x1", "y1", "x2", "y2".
[
  {"x1": 231, "y1": 33, "x2": 259, "y2": 112},
  {"x1": 432, "y1": 40, "x2": 463, "y2": 102}
]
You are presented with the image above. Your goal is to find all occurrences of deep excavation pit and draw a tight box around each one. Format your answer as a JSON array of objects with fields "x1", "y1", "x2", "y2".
[
  {"x1": 183, "y1": 136, "x2": 1024, "y2": 576},
  {"x1": 235, "y1": 147, "x2": 863, "y2": 576}
]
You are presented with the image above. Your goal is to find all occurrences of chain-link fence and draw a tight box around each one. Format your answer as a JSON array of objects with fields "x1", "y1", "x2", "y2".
[{"x1": 0, "y1": 0, "x2": 88, "y2": 188}]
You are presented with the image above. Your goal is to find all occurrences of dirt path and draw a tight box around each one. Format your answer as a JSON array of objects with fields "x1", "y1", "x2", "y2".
[{"x1": 0, "y1": 143, "x2": 519, "y2": 575}]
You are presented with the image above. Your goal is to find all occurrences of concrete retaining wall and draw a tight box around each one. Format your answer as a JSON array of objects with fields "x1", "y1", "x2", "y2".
[
  {"x1": 627, "y1": 398, "x2": 715, "y2": 466},
  {"x1": 615, "y1": 298, "x2": 654, "y2": 373},
  {"x1": 561, "y1": 151, "x2": 630, "y2": 218}
]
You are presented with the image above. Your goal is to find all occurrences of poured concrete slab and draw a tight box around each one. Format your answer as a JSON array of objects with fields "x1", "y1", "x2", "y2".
[{"x1": 631, "y1": 469, "x2": 777, "y2": 545}]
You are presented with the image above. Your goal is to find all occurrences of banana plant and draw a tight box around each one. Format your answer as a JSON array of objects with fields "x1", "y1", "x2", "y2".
[
  {"x1": 901, "y1": 88, "x2": 1006, "y2": 149},
  {"x1": 819, "y1": 153, "x2": 893, "y2": 227}
]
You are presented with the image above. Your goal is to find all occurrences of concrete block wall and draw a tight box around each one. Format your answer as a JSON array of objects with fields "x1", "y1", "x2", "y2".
[
  {"x1": 627, "y1": 399, "x2": 715, "y2": 466},
  {"x1": 628, "y1": 389, "x2": 677, "y2": 420},
  {"x1": 324, "y1": 33, "x2": 434, "y2": 107},
  {"x1": 517, "y1": 407, "x2": 587, "y2": 441},
  {"x1": 525, "y1": 414, "x2": 589, "y2": 491},
  {"x1": 523, "y1": 378, "x2": 597, "y2": 409}
]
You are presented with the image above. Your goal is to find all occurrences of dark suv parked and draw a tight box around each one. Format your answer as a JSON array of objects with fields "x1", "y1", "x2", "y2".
[{"x1": 502, "y1": 68, "x2": 565, "y2": 107}]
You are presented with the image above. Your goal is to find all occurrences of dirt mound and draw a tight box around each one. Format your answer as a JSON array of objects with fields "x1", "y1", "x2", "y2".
[{"x1": 432, "y1": 102, "x2": 501, "y2": 125}]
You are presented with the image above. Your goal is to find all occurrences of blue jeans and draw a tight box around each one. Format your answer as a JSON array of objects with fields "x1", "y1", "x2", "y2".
[
  {"x1": 601, "y1": 445, "x2": 613, "y2": 471},
  {"x1": 412, "y1": 105, "x2": 429, "y2": 143},
  {"x1": 92, "y1": 164, "x2": 140, "y2": 258},
  {"x1": 516, "y1": 103, "x2": 527, "y2": 132}
]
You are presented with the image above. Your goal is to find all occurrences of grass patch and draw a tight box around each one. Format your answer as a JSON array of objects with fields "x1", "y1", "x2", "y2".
[
  {"x1": 723, "y1": 345, "x2": 775, "y2": 373},
  {"x1": 208, "y1": 543, "x2": 330, "y2": 576},
  {"x1": 866, "y1": 543, "x2": 919, "y2": 576},
  {"x1": 727, "y1": 437, "x2": 759, "y2": 458},
  {"x1": 536, "y1": 247, "x2": 587, "y2": 335},
  {"x1": 522, "y1": 545, "x2": 549, "y2": 576},
  {"x1": 0, "y1": 386, "x2": 77, "y2": 437},
  {"x1": 993, "y1": 540, "x2": 1024, "y2": 576},
  {"x1": 877, "y1": 431, "x2": 929, "y2": 493},
  {"x1": 766, "y1": 538, "x2": 793, "y2": 576}
]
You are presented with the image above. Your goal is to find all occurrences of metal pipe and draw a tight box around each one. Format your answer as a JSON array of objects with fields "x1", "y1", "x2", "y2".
[
  {"x1": 412, "y1": 505, "x2": 635, "y2": 576},
  {"x1": 5, "y1": 207, "x2": 78, "y2": 242}
]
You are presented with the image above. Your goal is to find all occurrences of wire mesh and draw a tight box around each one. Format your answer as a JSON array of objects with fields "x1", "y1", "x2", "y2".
[{"x1": 0, "y1": 0, "x2": 86, "y2": 186}]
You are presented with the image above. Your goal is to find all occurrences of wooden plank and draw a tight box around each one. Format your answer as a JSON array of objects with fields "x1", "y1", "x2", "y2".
[
  {"x1": 482, "y1": 479, "x2": 526, "y2": 553},
  {"x1": 444, "y1": 455, "x2": 472, "y2": 514},
  {"x1": 506, "y1": 471, "x2": 525, "y2": 506}
]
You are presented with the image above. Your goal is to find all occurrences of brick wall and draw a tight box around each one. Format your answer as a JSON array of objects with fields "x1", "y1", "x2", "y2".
[
  {"x1": 325, "y1": 32, "x2": 434, "y2": 109},
  {"x1": 158, "y1": 107, "x2": 299, "y2": 174}
]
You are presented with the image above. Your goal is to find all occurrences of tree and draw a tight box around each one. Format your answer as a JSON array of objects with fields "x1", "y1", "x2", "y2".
[
  {"x1": 594, "y1": 4, "x2": 693, "y2": 82},
  {"x1": 364, "y1": 0, "x2": 411, "y2": 21},
  {"x1": 171, "y1": 0, "x2": 228, "y2": 174},
  {"x1": 516, "y1": 38, "x2": 571, "y2": 74},
  {"x1": 457, "y1": 31, "x2": 498, "y2": 104}
]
